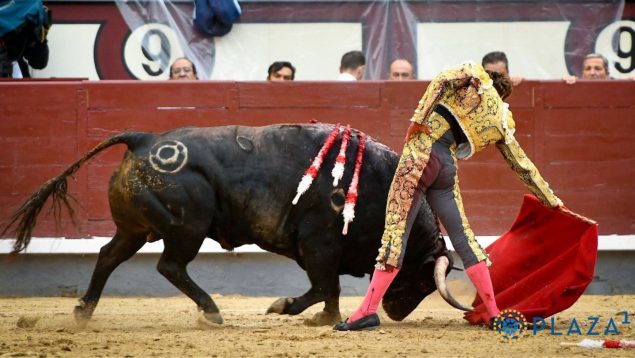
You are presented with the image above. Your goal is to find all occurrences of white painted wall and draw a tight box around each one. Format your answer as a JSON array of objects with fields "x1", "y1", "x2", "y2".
[{"x1": 416, "y1": 21, "x2": 570, "y2": 80}]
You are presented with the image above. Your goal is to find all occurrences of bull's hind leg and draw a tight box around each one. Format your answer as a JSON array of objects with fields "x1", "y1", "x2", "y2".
[
  {"x1": 74, "y1": 230, "x2": 147, "y2": 327},
  {"x1": 267, "y1": 238, "x2": 342, "y2": 326},
  {"x1": 157, "y1": 236, "x2": 223, "y2": 327}
]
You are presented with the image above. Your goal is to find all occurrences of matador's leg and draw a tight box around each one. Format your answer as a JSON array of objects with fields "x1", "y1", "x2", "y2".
[
  {"x1": 425, "y1": 143, "x2": 498, "y2": 319},
  {"x1": 376, "y1": 114, "x2": 450, "y2": 269}
]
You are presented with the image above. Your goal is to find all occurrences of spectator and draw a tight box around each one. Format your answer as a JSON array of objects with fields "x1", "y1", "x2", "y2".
[
  {"x1": 388, "y1": 58, "x2": 414, "y2": 80},
  {"x1": 563, "y1": 53, "x2": 610, "y2": 84},
  {"x1": 169, "y1": 57, "x2": 198, "y2": 80},
  {"x1": 267, "y1": 61, "x2": 295, "y2": 81},
  {"x1": 338, "y1": 50, "x2": 365, "y2": 81},
  {"x1": 481, "y1": 51, "x2": 523, "y2": 86},
  {"x1": 0, "y1": 1, "x2": 51, "y2": 78}
]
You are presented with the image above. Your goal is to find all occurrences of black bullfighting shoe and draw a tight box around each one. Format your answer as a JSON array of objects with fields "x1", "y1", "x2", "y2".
[{"x1": 333, "y1": 314, "x2": 380, "y2": 331}]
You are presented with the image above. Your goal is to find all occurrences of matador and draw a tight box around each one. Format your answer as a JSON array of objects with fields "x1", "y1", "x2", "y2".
[{"x1": 336, "y1": 62, "x2": 563, "y2": 331}]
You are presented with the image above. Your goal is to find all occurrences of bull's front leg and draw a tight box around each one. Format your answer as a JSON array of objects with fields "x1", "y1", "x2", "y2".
[{"x1": 267, "y1": 239, "x2": 342, "y2": 326}]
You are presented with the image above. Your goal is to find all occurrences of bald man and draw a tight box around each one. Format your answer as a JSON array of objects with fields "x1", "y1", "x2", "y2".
[{"x1": 388, "y1": 59, "x2": 414, "y2": 80}]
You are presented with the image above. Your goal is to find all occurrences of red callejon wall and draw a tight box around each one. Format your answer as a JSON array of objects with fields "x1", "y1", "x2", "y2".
[{"x1": 0, "y1": 80, "x2": 634, "y2": 239}]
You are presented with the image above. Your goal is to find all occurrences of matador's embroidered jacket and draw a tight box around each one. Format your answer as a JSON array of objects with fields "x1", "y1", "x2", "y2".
[{"x1": 375, "y1": 62, "x2": 562, "y2": 269}]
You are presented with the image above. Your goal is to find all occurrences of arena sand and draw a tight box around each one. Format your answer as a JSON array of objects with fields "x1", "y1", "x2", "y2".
[{"x1": 1, "y1": 282, "x2": 633, "y2": 357}]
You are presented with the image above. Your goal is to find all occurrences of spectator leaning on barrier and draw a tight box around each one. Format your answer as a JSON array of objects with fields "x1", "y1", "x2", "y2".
[
  {"x1": 387, "y1": 58, "x2": 414, "y2": 80},
  {"x1": 337, "y1": 50, "x2": 365, "y2": 81},
  {"x1": 267, "y1": 61, "x2": 295, "y2": 81},
  {"x1": 481, "y1": 51, "x2": 523, "y2": 86},
  {"x1": 169, "y1": 57, "x2": 198, "y2": 80},
  {"x1": 562, "y1": 53, "x2": 610, "y2": 84},
  {"x1": 0, "y1": 0, "x2": 51, "y2": 78}
]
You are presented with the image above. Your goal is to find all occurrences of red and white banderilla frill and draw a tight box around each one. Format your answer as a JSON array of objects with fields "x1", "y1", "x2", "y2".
[
  {"x1": 342, "y1": 132, "x2": 366, "y2": 235},
  {"x1": 292, "y1": 124, "x2": 341, "y2": 205},
  {"x1": 331, "y1": 124, "x2": 351, "y2": 186}
]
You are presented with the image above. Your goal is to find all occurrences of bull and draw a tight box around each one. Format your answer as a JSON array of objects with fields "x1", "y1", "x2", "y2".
[{"x1": 3, "y1": 123, "x2": 469, "y2": 327}]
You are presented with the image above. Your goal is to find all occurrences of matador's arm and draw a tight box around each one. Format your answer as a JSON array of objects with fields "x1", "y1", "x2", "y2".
[{"x1": 496, "y1": 137, "x2": 563, "y2": 208}]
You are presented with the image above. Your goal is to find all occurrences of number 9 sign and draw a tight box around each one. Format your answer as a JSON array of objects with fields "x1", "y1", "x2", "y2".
[
  {"x1": 123, "y1": 23, "x2": 185, "y2": 80},
  {"x1": 595, "y1": 20, "x2": 635, "y2": 79}
]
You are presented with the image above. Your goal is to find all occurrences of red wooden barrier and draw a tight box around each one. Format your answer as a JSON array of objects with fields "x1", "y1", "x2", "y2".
[{"x1": 0, "y1": 80, "x2": 633, "y2": 238}]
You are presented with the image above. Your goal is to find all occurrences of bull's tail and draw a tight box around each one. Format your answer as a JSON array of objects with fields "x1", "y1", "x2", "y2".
[{"x1": 2, "y1": 132, "x2": 152, "y2": 255}]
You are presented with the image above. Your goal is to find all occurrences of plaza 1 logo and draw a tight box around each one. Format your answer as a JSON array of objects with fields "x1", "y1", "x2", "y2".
[
  {"x1": 491, "y1": 309, "x2": 529, "y2": 343},
  {"x1": 532, "y1": 311, "x2": 631, "y2": 337}
]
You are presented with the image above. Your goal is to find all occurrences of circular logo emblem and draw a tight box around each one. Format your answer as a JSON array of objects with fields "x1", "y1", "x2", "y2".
[
  {"x1": 493, "y1": 309, "x2": 528, "y2": 343},
  {"x1": 149, "y1": 140, "x2": 188, "y2": 173}
]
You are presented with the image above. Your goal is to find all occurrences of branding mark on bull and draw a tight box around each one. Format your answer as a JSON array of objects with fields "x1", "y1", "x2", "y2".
[{"x1": 149, "y1": 140, "x2": 188, "y2": 173}]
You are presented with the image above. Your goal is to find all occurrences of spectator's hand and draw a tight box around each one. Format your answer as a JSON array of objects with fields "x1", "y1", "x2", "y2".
[
  {"x1": 562, "y1": 75, "x2": 577, "y2": 85},
  {"x1": 510, "y1": 75, "x2": 524, "y2": 86}
]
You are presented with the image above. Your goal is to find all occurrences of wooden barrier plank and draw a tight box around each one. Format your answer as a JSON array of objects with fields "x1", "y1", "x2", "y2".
[
  {"x1": 83, "y1": 81, "x2": 235, "y2": 109},
  {"x1": 237, "y1": 81, "x2": 383, "y2": 108},
  {"x1": 543, "y1": 81, "x2": 635, "y2": 108},
  {"x1": 0, "y1": 82, "x2": 80, "y2": 108}
]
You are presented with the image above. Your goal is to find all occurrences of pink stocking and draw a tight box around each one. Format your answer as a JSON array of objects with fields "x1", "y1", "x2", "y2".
[
  {"x1": 465, "y1": 260, "x2": 500, "y2": 319},
  {"x1": 348, "y1": 267, "x2": 399, "y2": 323}
]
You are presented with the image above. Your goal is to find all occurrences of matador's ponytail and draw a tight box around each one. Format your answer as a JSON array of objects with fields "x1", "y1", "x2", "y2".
[{"x1": 485, "y1": 70, "x2": 513, "y2": 100}]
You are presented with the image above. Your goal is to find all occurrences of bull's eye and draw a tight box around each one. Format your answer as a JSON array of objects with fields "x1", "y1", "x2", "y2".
[{"x1": 149, "y1": 140, "x2": 188, "y2": 173}]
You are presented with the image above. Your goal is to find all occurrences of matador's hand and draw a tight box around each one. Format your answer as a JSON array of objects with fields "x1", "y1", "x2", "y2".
[{"x1": 405, "y1": 122, "x2": 431, "y2": 144}]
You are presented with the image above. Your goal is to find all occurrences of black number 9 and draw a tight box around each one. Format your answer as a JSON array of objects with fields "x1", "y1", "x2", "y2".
[
  {"x1": 141, "y1": 29, "x2": 171, "y2": 76},
  {"x1": 614, "y1": 26, "x2": 635, "y2": 73}
]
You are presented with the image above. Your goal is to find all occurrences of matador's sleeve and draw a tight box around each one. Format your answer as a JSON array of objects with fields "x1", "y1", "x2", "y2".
[
  {"x1": 496, "y1": 136, "x2": 563, "y2": 208},
  {"x1": 409, "y1": 63, "x2": 475, "y2": 125}
]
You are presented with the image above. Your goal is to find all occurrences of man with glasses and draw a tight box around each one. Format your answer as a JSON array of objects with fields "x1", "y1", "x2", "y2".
[{"x1": 169, "y1": 57, "x2": 198, "y2": 80}]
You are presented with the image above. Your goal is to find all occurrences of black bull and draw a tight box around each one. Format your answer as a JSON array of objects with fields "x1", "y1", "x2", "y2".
[{"x1": 4, "y1": 124, "x2": 467, "y2": 327}]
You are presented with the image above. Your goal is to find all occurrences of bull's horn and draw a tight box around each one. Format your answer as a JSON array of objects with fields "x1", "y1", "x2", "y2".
[{"x1": 434, "y1": 256, "x2": 473, "y2": 312}]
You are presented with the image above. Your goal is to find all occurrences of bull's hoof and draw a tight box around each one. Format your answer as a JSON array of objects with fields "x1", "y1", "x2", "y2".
[
  {"x1": 266, "y1": 297, "x2": 293, "y2": 314},
  {"x1": 73, "y1": 300, "x2": 93, "y2": 328},
  {"x1": 303, "y1": 311, "x2": 341, "y2": 326},
  {"x1": 197, "y1": 312, "x2": 223, "y2": 329},
  {"x1": 73, "y1": 305, "x2": 92, "y2": 328}
]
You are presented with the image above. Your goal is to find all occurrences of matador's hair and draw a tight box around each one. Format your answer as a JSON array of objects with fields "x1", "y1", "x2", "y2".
[{"x1": 486, "y1": 70, "x2": 513, "y2": 100}]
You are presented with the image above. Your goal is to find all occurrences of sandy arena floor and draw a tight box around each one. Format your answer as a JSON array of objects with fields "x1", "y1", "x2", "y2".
[{"x1": 0, "y1": 289, "x2": 633, "y2": 358}]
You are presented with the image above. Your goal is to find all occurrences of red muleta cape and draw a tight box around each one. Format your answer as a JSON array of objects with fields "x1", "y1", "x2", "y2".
[{"x1": 464, "y1": 194, "x2": 598, "y2": 324}]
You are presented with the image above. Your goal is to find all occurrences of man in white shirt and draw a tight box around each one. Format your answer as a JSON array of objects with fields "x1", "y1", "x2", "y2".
[{"x1": 337, "y1": 50, "x2": 365, "y2": 81}]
